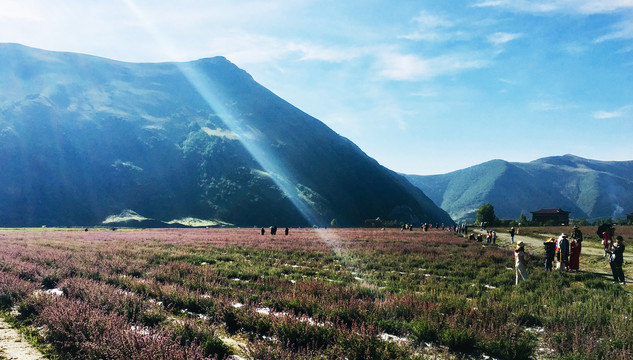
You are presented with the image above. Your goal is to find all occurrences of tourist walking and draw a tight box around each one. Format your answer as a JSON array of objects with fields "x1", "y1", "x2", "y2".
[
  {"x1": 515, "y1": 241, "x2": 528, "y2": 284},
  {"x1": 509, "y1": 227, "x2": 516, "y2": 244},
  {"x1": 544, "y1": 238, "x2": 556, "y2": 272},
  {"x1": 606, "y1": 236, "x2": 626, "y2": 284}
]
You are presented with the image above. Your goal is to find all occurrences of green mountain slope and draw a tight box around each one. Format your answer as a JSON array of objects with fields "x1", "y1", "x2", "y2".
[
  {"x1": 0, "y1": 43, "x2": 453, "y2": 227},
  {"x1": 405, "y1": 155, "x2": 633, "y2": 223}
]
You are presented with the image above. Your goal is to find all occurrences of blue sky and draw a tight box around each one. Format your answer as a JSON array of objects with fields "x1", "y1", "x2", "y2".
[{"x1": 1, "y1": 0, "x2": 632, "y2": 174}]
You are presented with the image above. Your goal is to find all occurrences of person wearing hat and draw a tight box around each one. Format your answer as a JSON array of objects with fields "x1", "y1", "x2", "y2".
[
  {"x1": 606, "y1": 236, "x2": 626, "y2": 284},
  {"x1": 514, "y1": 241, "x2": 528, "y2": 284},
  {"x1": 571, "y1": 226, "x2": 583, "y2": 242},
  {"x1": 544, "y1": 238, "x2": 557, "y2": 272},
  {"x1": 557, "y1": 233, "x2": 570, "y2": 271}
]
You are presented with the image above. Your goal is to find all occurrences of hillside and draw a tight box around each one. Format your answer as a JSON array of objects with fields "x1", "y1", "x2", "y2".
[
  {"x1": 405, "y1": 155, "x2": 633, "y2": 223},
  {"x1": 0, "y1": 43, "x2": 453, "y2": 227}
]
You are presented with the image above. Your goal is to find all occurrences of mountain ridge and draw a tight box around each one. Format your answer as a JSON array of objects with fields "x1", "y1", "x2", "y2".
[
  {"x1": 405, "y1": 154, "x2": 633, "y2": 223},
  {"x1": 0, "y1": 43, "x2": 454, "y2": 227}
]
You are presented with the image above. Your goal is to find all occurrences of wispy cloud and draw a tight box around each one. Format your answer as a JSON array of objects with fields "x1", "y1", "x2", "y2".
[
  {"x1": 593, "y1": 110, "x2": 623, "y2": 119},
  {"x1": 487, "y1": 32, "x2": 522, "y2": 45},
  {"x1": 473, "y1": 0, "x2": 633, "y2": 14},
  {"x1": 592, "y1": 105, "x2": 632, "y2": 119},
  {"x1": 377, "y1": 52, "x2": 489, "y2": 81},
  {"x1": 398, "y1": 10, "x2": 468, "y2": 42},
  {"x1": 529, "y1": 100, "x2": 578, "y2": 112},
  {"x1": 594, "y1": 20, "x2": 633, "y2": 42}
]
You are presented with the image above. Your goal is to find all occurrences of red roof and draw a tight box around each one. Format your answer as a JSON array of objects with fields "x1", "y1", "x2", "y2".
[{"x1": 531, "y1": 208, "x2": 570, "y2": 215}]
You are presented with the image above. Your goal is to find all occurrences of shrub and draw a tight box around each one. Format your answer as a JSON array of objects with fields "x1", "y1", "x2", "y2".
[
  {"x1": 0, "y1": 271, "x2": 38, "y2": 310},
  {"x1": 408, "y1": 319, "x2": 438, "y2": 344},
  {"x1": 439, "y1": 327, "x2": 476, "y2": 353},
  {"x1": 172, "y1": 319, "x2": 231, "y2": 358}
]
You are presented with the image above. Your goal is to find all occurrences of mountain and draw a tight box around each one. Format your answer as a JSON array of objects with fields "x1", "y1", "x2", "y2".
[
  {"x1": 405, "y1": 155, "x2": 633, "y2": 223},
  {"x1": 0, "y1": 43, "x2": 453, "y2": 227}
]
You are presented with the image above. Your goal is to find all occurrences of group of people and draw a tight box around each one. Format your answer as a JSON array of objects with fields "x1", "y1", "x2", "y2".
[
  {"x1": 467, "y1": 230, "x2": 497, "y2": 244},
  {"x1": 513, "y1": 225, "x2": 627, "y2": 286},
  {"x1": 260, "y1": 226, "x2": 289, "y2": 236},
  {"x1": 543, "y1": 227, "x2": 583, "y2": 272}
]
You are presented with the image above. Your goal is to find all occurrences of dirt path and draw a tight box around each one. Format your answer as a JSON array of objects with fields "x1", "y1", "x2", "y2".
[
  {"x1": 0, "y1": 318, "x2": 44, "y2": 360},
  {"x1": 475, "y1": 229, "x2": 633, "y2": 284}
]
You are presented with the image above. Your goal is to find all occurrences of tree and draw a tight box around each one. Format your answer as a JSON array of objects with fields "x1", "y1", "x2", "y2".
[
  {"x1": 518, "y1": 213, "x2": 528, "y2": 226},
  {"x1": 476, "y1": 203, "x2": 497, "y2": 226},
  {"x1": 330, "y1": 218, "x2": 338, "y2": 227}
]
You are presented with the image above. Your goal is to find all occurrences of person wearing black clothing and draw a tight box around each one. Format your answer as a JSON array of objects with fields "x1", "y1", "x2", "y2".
[
  {"x1": 544, "y1": 238, "x2": 556, "y2": 272},
  {"x1": 607, "y1": 236, "x2": 626, "y2": 284}
]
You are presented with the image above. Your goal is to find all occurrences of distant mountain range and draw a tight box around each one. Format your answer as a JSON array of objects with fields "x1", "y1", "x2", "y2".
[
  {"x1": 405, "y1": 155, "x2": 633, "y2": 223},
  {"x1": 0, "y1": 43, "x2": 454, "y2": 228}
]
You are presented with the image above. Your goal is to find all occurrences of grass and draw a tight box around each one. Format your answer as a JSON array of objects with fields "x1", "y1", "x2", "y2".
[{"x1": 0, "y1": 227, "x2": 631, "y2": 359}]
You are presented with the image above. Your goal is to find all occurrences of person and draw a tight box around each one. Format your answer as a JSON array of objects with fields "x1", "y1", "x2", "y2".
[
  {"x1": 261, "y1": 227, "x2": 265, "y2": 235},
  {"x1": 509, "y1": 227, "x2": 515, "y2": 244},
  {"x1": 486, "y1": 231, "x2": 492, "y2": 244},
  {"x1": 492, "y1": 230, "x2": 497, "y2": 245},
  {"x1": 602, "y1": 230, "x2": 610, "y2": 256},
  {"x1": 515, "y1": 241, "x2": 528, "y2": 284},
  {"x1": 606, "y1": 236, "x2": 626, "y2": 284},
  {"x1": 557, "y1": 233, "x2": 570, "y2": 271},
  {"x1": 571, "y1": 226, "x2": 583, "y2": 242},
  {"x1": 544, "y1": 238, "x2": 556, "y2": 272},
  {"x1": 284, "y1": 227, "x2": 289, "y2": 236},
  {"x1": 569, "y1": 235, "x2": 582, "y2": 272}
]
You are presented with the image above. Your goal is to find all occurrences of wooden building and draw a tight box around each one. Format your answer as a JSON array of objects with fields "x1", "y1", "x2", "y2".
[{"x1": 531, "y1": 208, "x2": 570, "y2": 226}]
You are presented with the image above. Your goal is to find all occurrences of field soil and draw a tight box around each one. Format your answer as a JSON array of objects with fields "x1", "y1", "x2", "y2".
[
  {"x1": 477, "y1": 227, "x2": 633, "y2": 284},
  {"x1": 0, "y1": 318, "x2": 43, "y2": 360}
]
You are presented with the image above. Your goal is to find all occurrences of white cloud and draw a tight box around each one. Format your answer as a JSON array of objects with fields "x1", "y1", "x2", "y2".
[
  {"x1": 529, "y1": 100, "x2": 577, "y2": 111},
  {"x1": 593, "y1": 110, "x2": 623, "y2": 119},
  {"x1": 487, "y1": 32, "x2": 523, "y2": 45},
  {"x1": 0, "y1": 1, "x2": 43, "y2": 21},
  {"x1": 562, "y1": 43, "x2": 588, "y2": 55},
  {"x1": 473, "y1": 0, "x2": 633, "y2": 14},
  {"x1": 399, "y1": 10, "x2": 470, "y2": 42},
  {"x1": 377, "y1": 52, "x2": 489, "y2": 81},
  {"x1": 594, "y1": 20, "x2": 633, "y2": 42},
  {"x1": 412, "y1": 11, "x2": 454, "y2": 28}
]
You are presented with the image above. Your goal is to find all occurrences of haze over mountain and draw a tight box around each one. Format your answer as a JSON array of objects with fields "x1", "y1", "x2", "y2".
[
  {"x1": 405, "y1": 155, "x2": 633, "y2": 223},
  {"x1": 0, "y1": 43, "x2": 453, "y2": 228}
]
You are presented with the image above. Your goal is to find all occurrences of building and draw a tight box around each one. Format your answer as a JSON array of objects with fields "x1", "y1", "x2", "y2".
[
  {"x1": 627, "y1": 213, "x2": 633, "y2": 224},
  {"x1": 531, "y1": 208, "x2": 570, "y2": 226}
]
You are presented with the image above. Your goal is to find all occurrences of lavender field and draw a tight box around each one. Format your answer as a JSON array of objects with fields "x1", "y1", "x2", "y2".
[{"x1": 0, "y1": 228, "x2": 631, "y2": 359}]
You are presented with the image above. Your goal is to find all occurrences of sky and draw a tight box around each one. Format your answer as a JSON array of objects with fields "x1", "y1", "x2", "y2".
[{"x1": 1, "y1": 0, "x2": 632, "y2": 175}]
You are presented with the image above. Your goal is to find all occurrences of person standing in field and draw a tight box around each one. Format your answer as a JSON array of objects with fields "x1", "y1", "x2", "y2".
[
  {"x1": 509, "y1": 227, "x2": 515, "y2": 244},
  {"x1": 544, "y1": 238, "x2": 556, "y2": 272},
  {"x1": 602, "y1": 226, "x2": 614, "y2": 257},
  {"x1": 557, "y1": 233, "x2": 570, "y2": 271},
  {"x1": 571, "y1": 226, "x2": 583, "y2": 242},
  {"x1": 514, "y1": 241, "x2": 528, "y2": 284},
  {"x1": 606, "y1": 236, "x2": 626, "y2": 285},
  {"x1": 569, "y1": 234, "x2": 582, "y2": 272}
]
